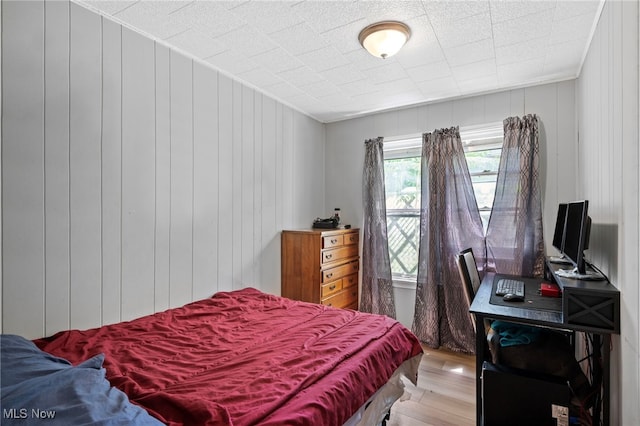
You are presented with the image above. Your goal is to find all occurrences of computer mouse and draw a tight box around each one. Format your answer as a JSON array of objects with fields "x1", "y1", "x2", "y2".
[{"x1": 503, "y1": 293, "x2": 525, "y2": 302}]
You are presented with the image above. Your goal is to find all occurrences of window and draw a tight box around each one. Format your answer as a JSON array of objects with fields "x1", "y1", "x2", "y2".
[
  {"x1": 460, "y1": 124, "x2": 503, "y2": 231},
  {"x1": 383, "y1": 124, "x2": 502, "y2": 280},
  {"x1": 384, "y1": 152, "x2": 421, "y2": 279}
]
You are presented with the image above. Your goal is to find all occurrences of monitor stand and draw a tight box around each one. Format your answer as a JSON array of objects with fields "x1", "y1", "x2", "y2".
[
  {"x1": 548, "y1": 255, "x2": 572, "y2": 265},
  {"x1": 555, "y1": 267, "x2": 605, "y2": 281}
]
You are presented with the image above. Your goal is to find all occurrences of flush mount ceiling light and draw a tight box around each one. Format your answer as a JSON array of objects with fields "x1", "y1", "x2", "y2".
[{"x1": 358, "y1": 21, "x2": 411, "y2": 59}]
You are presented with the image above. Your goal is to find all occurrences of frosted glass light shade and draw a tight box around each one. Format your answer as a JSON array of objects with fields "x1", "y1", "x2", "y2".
[{"x1": 358, "y1": 21, "x2": 411, "y2": 59}]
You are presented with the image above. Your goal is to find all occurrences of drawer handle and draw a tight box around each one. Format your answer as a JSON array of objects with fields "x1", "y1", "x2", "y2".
[
  {"x1": 326, "y1": 273, "x2": 333, "y2": 279},
  {"x1": 325, "y1": 254, "x2": 333, "y2": 260},
  {"x1": 330, "y1": 238, "x2": 338, "y2": 244},
  {"x1": 349, "y1": 236, "x2": 356, "y2": 242},
  {"x1": 327, "y1": 303, "x2": 332, "y2": 307},
  {"x1": 329, "y1": 285, "x2": 336, "y2": 291},
  {"x1": 352, "y1": 264, "x2": 358, "y2": 270}
]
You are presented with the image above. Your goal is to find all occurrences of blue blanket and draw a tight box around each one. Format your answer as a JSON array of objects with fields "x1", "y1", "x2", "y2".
[
  {"x1": 490, "y1": 320, "x2": 541, "y2": 347},
  {"x1": 1, "y1": 334, "x2": 163, "y2": 425}
]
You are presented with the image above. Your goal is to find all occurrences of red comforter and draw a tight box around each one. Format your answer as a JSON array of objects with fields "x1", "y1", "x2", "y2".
[{"x1": 35, "y1": 288, "x2": 422, "y2": 426}]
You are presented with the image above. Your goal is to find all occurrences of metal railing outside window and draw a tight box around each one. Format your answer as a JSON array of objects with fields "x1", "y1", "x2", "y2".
[{"x1": 387, "y1": 209, "x2": 420, "y2": 278}]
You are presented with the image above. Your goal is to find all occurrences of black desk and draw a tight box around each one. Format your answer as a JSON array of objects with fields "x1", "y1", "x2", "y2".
[{"x1": 470, "y1": 270, "x2": 619, "y2": 426}]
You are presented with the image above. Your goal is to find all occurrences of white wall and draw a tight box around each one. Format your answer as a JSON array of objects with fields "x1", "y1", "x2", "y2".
[
  {"x1": 1, "y1": 0, "x2": 326, "y2": 339},
  {"x1": 577, "y1": 1, "x2": 639, "y2": 424}
]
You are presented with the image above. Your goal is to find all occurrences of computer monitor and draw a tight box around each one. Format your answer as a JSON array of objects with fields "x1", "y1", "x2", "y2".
[
  {"x1": 584, "y1": 216, "x2": 591, "y2": 250},
  {"x1": 552, "y1": 203, "x2": 568, "y2": 252},
  {"x1": 561, "y1": 200, "x2": 590, "y2": 275}
]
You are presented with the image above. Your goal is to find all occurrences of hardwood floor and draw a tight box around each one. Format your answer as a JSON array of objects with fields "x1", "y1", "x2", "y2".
[{"x1": 388, "y1": 345, "x2": 476, "y2": 426}]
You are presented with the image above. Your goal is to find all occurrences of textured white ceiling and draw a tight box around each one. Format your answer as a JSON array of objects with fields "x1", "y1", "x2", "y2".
[{"x1": 76, "y1": 0, "x2": 603, "y2": 123}]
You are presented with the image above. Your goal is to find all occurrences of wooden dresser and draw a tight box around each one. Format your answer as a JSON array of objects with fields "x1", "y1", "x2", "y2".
[{"x1": 281, "y1": 228, "x2": 360, "y2": 310}]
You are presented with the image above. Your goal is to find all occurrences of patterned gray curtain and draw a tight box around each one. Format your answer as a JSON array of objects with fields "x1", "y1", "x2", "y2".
[
  {"x1": 413, "y1": 128, "x2": 485, "y2": 353},
  {"x1": 361, "y1": 137, "x2": 396, "y2": 317},
  {"x1": 486, "y1": 115, "x2": 545, "y2": 277}
]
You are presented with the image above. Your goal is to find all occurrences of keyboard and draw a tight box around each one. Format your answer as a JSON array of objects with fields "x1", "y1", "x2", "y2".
[{"x1": 495, "y1": 279, "x2": 525, "y2": 297}]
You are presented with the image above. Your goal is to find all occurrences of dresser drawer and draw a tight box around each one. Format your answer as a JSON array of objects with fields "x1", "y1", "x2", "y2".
[
  {"x1": 321, "y1": 279, "x2": 343, "y2": 298},
  {"x1": 321, "y1": 287, "x2": 358, "y2": 309},
  {"x1": 322, "y1": 260, "x2": 359, "y2": 283},
  {"x1": 344, "y1": 232, "x2": 359, "y2": 246},
  {"x1": 322, "y1": 234, "x2": 344, "y2": 248},
  {"x1": 344, "y1": 301, "x2": 358, "y2": 310},
  {"x1": 342, "y1": 273, "x2": 358, "y2": 289},
  {"x1": 321, "y1": 245, "x2": 358, "y2": 265}
]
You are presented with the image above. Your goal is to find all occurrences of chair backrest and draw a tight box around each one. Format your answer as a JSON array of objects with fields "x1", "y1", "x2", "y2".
[
  {"x1": 463, "y1": 249, "x2": 482, "y2": 296},
  {"x1": 456, "y1": 248, "x2": 482, "y2": 329}
]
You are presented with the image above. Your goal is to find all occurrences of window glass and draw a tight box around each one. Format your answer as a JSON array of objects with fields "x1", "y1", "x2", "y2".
[
  {"x1": 465, "y1": 147, "x2": 502, "y2": 231},
  {"x1": 385, "y1": 157, "x2": 420, "y2": 209},
  {"x1": 384, "y1": 157, "x2": 420, "y2": 278},
  {"x1": 465, "y1": 148, "x2": 502, "y2": 175}
]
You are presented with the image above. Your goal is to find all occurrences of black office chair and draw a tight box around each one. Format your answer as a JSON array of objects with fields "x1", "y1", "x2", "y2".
[
  {"x1": 455, "y1": 248, "x2": 482, "y2": 331},
  {"x1": 456, "y1": 248, "x2": 510, "y2": 375}
]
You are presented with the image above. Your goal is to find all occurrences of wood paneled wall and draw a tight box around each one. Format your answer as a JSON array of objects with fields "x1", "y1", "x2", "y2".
[
  {"x1": 1, "y1": 0, "x2": 326, "y2": 339},
  {"x1": 577, "y1": 1, "x2": 639, "y2": 424}
]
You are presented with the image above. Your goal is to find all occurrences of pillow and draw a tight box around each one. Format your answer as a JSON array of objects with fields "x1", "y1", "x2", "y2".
[{"x1": 1, "y1": 335, "x2": 163, "y2": 425}]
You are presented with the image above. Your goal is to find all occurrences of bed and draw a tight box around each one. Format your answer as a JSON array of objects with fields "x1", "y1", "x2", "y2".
[{"x1": 1, "y1": 288, "x2": 423, "y2": 425}]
